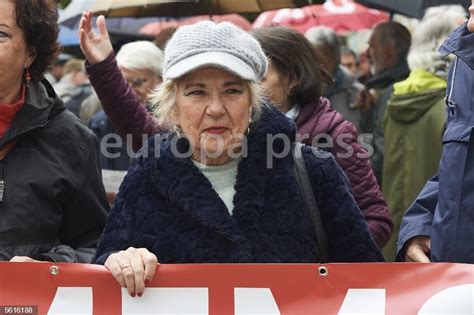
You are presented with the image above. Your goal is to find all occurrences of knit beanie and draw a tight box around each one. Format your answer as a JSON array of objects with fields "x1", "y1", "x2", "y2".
[{"x1": 163, "y1": 21, "x2": 267, "y2": 83}]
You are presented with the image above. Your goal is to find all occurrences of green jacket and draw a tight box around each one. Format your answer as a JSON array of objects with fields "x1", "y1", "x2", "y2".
[{"x1": 382, "y1": 69, "x2": 446, "y2": 260}]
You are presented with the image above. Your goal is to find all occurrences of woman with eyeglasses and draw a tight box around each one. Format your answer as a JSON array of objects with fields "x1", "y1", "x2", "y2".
[
  {"x1": 85, "y1": 40, "x2": 163, "y2": 171},
  {"x1": 80, "y1": 19, "x2": 164, "y2": 151}
]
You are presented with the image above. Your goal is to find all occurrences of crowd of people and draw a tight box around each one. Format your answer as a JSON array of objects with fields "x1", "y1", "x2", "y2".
[{"x1": 0, "y1": 0, "x2": 473, "y2": 298}]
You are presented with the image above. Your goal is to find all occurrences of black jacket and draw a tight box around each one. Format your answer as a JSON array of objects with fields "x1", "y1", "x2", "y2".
[{"x1": 0, "y1": 80, "x2": 109, "y2": 262}]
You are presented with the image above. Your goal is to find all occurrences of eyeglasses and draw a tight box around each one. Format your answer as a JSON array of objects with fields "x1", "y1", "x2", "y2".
[{"x1": 127, "y1": 78, "x2": 149, "y2": 88}]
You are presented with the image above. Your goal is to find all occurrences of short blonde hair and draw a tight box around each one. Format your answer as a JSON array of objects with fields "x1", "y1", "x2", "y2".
[{"x1": 150, "y1": 79, "x2": 263, "y2": 129}]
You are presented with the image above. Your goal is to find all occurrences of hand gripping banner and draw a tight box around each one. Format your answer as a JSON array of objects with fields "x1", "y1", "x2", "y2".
[{"x1": 0, "y1": 262, "x2": 473, "y2": 315}]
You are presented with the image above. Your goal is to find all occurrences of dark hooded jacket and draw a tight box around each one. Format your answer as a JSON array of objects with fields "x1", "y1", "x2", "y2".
[
  {"x1": 86, "y1": 54, "x2": 392, "y2": 249},
  {"x1": 0, "y1": 79, "x2": 109, "y2": 262},
  {"x1": 94, "y1": 104, "x2": 383, "y2": 264}
]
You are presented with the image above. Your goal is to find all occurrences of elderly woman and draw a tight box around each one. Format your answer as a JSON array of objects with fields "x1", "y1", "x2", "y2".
[
  {"x1": 0, "y1": 0, "x2": 108, "y2": 262},
  {"x1": 80, "y1": 12, "x2": 162, "y2": 151},
  {"x1": 81, "y1": 41, "x2": 162, "y2": 125},
  {"x1": 251, "y1": 27, "x2": 393, "y2": 248},
  {"x1": 90, "y1": 20, "x2": 383, "y2": 297},
  {"x1": 80, "y1": 16, "x2": 391, "y2": 249},
  {"x1": 116, "y1": 41, "x2": 163, "y2": 104},
  {"x1": 88, "y1": 41, "x2": 164, "y2": 170}
]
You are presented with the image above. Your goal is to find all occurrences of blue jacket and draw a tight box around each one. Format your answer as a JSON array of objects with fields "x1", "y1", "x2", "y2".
[
  {"x1": 95, "y1": 104, "x2": 383, "y2": 264},
  {"x1": 397, "y1": 23, "x2": 474, "y2": 263}
]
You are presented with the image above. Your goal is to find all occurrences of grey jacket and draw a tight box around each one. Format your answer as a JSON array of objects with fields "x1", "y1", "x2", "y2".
[{"x1": 0, "y1": 80, "x2": 109, "y2": 262}]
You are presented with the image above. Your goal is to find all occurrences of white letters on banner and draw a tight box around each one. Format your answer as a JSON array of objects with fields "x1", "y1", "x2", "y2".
[
  {"x1": 338, "y1": 289, "x2": 385, "y2": 315},
  {"x1": 48, "y1": 287, "x2": 93, "y2": 315},
  {"x1": 46, "y1": 285, "x2": 474, "y2": 314},
  {"x1": 234, "y1": 288, "x2": 280, "y2": 315},
  {"x1": 122, "y1": 288, "x2": 209, "y2": 314},
  {"x1": 418, "y1": 284, "x2": 474, "y2": 315}
]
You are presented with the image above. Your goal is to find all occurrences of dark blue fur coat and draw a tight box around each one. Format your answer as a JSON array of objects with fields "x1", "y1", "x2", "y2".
[{"x1": 95, "y1": 105, "x2": 383, "y2": 264}]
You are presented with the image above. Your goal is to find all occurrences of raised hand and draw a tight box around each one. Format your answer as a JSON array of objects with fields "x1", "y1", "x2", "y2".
[{"x1": 79, "y1": 10, "x2": 114, "y2": 65}]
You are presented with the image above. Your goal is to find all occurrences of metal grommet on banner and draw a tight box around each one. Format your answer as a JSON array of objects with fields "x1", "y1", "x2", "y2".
[
  {"x1": 318, "y1": 266, "x2": 328, "y2": 277},
  {"x1": 50, "y1": 265, "x2": 60, "y2": 276}
]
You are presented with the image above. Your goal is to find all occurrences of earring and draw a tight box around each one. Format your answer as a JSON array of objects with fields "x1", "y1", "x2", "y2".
[
  {"x1": 24, "y1": 67, "x2": 31, "y2": 84},
  {"x1": 173, "y1": 125, "x2": 182, "y2": 137}
]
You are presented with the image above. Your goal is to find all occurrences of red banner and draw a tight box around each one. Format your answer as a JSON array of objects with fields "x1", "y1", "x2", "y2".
[{"x1": 0, "y1": 262, "x2": 473, "y2": 315}]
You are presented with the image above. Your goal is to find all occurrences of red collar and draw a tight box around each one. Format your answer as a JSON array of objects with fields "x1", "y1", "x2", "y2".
[{"x1": 0, "y1": 84, "x2": 27, "y2": 138}]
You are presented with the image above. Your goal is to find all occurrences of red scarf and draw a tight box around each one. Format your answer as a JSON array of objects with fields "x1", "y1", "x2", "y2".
[{"x1": 0, "y1": 84, "x2": 27, "y2": 138}]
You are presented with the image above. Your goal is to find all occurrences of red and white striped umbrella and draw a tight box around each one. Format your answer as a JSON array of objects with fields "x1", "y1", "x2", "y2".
[{"x1": 252, "y1": 0, "x2": 389, "y2": 34}]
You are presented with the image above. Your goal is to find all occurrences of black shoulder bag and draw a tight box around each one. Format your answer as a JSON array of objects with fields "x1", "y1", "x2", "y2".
[{"x1": 291, "y1": 142, "x2": 329, "y2": 263}]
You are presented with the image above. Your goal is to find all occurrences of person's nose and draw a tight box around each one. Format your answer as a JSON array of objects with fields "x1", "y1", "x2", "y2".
[{"x1": 206, "y1": 93, "x2": 226, "y2": 118}]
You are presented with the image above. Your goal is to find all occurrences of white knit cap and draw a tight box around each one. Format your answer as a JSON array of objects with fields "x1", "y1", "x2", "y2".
[{"x1": 163, "y1": 21, "x2": 267, "y2": 83}]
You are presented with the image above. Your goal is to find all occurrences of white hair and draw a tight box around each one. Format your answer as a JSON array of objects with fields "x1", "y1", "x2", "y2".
[
  {"x1": 116, "y1": 41, "x2": 164, "y2": 76},
  {"x1": 408, "y1": 5, "x2": 467, "y2": 76},
  {"x1": 304, "y1": 26, "x2": 341, "y2": 61},
  {"x1": 150, "y1": 79, "x2": 263, "y2": 130}
]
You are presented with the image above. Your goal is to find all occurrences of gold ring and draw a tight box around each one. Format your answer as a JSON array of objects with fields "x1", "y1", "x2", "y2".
[{"x1": 120, "y1": 264, "x2": 131, "y2": 269}]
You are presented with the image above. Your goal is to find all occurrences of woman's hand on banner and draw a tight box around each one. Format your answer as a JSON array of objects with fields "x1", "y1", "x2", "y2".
[
  {"x1": 9, "y1": 256, "x2": 41, "y2": 262},
  {"x1": 104, "y1": 247, "x2": 158, "y2": 297}
]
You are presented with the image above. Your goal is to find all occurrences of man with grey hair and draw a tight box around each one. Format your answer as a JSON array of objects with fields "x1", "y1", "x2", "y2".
[
  {"x1": 382, "y1": 5, "x2": 467, "y2": 261},
  {"x1": 360, "y1": 22, "x2": 411, "y2": 184},
  {"x1": 305, "y1": 26, "x2": 365, "y2": 133}
]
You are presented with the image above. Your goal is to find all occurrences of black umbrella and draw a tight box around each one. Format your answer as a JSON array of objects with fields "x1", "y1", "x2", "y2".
[{"x1": 356, "y1": 0, "x2": 471, "y2": 19}]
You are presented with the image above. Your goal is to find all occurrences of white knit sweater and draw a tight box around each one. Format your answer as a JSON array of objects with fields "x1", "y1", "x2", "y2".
[{"x1": 192, "y1": 158, "x2": 241, "y2": 214}]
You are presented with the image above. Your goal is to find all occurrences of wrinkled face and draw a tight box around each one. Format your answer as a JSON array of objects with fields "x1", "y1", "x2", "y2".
[
  {"x1": 174, "y1": 67, "x2": 252, "y2": 165},
  {"x1": 260, "y1": 61, "x2": 292, "y2": 113},
  {"x1": 341, "y1": 53, "x2": 357, "y2": 76},
  {"x1": 120, "y1": 67, "x2": 161, "y2": 103},
  {"x1": 0, "y1": 0, "x2": 35, "y2": 103},
  {"x1": 468, "y1": 2, "x2": 474, "y2": 32}
]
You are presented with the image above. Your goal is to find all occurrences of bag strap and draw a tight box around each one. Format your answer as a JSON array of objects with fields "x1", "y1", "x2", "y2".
[{"x1": 291, "y1": 142, "x2": 329, "y2": 263}]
